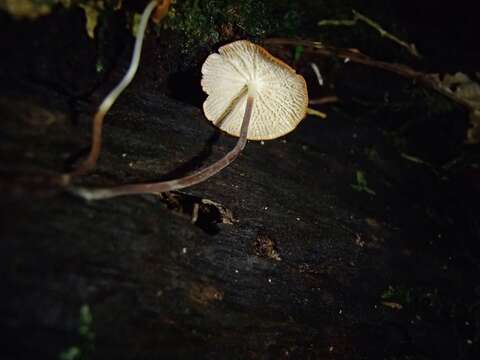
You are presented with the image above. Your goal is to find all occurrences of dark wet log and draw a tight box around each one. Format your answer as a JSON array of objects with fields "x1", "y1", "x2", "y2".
[
  {"x1": 1, "y1": 8, "x2": 479, "y2": 360},
  {"x1": 2, "y1": 77, "x2": 479, "y2": 359}
]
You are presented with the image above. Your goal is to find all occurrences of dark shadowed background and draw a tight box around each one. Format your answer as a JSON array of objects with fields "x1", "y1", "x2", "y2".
[{"x1": 1, "y1": 1, "x2": 479, "y2": 359}]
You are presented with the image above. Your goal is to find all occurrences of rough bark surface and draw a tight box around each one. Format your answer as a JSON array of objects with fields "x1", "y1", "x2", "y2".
[{"x1": 0, "y1": 7, "x2": 479, "y2": 360}]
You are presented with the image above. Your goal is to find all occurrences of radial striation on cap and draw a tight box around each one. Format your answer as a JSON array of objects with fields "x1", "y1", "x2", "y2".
[{"x1": 201, "y1": 40, "x2": 308, "y2": 140}]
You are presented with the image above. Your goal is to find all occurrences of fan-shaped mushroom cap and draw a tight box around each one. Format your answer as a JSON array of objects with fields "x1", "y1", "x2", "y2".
[{"x1": 201, "y1": 40, "x2": 308, "y2": 140}]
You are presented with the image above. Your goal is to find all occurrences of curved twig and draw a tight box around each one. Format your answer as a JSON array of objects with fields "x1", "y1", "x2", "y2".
[
  {"x1": 264, "y1": 38, "x2": 475, "y2": 112},
  {"x1": 71, "y1": 96, "x2": 254, "y2": 200},
  {"x1": 64, "y1": 0, "x2": 159, "y2": 183}
]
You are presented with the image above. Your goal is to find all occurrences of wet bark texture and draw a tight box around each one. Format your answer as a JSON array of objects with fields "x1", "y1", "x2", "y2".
[{"x1": 1, "y1": 8, "x2": 479, "y2": 360}]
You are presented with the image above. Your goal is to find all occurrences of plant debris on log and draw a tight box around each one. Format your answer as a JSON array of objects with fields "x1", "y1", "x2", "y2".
[{"x1": 0, "y1": 2, "x2": 479, "y2": 359}]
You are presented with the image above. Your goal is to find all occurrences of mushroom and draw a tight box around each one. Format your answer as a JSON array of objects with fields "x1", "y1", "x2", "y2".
[
  {"x1": 202, "y1": 40, "x2": 308, "y2": 140},
  {"x1": 73, "y1": 40, "x2": 309, "y2": 200}
]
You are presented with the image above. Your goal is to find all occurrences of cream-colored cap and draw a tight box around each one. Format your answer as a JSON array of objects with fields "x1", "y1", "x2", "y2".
[{"x1": 201, "y1": 40, "x2": 308, "y2": 140}]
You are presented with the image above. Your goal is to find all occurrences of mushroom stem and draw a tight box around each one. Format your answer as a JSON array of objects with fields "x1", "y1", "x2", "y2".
[
  {"x1": 72, "y1": 96, "x2": 255, "y2": 200},
  {"x1": 65, "y1": 0, "x2": 159, "y2": 182}
]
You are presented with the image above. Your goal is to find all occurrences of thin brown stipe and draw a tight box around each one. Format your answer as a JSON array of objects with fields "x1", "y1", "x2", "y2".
[{"x1": 74, "y1": 96, "x2": 254, "y2": 200}]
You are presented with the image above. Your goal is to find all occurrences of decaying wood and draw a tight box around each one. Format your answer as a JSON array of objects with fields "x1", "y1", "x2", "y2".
[
  {"x1": 1, "y1": 10, "x2": 479, "y2": 360},
  {"x1": 1, "y1": 79, "x2": 478, "y2": 359}
]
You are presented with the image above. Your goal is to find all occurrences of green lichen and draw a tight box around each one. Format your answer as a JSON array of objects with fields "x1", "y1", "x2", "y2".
[
  {"x1": 381, "y1": 285, "x2": 441, "y2": 312},
  {"x1": 59, "y1": 304, "x2": 95, "y2": 360},
  {"x1": 351, "y1": 170, "x2": 376, "y2": 195},
  {"x1": 161, "y1": 0, "x2": 300, "y2": 55},
  {"x1": 381, "y1": 285, "x2": 413, "y2": 305},
  {"x1": 59, "y1": 346, "x2": 81, "y2": 360}
]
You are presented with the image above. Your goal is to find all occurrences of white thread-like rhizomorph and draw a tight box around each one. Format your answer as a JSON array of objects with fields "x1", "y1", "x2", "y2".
[
  {"x1": 201, "y1": 40, "x2": 308, "y2": 140},
  {"x1": 71, "y1": 40, "x2": 308, "y2": 200}
]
